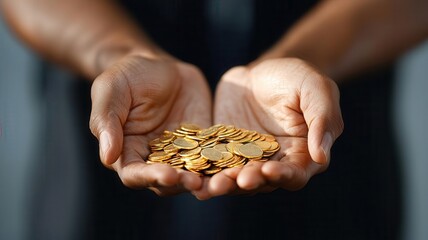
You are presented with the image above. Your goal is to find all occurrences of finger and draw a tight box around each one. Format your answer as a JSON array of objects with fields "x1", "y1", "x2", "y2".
[
  {"x1": 115, "y1": 160, "x2": 180, "y2": 189},
  {"x1": 148, "y1": 186, "x2": 187, "y2": 197},
  {"x1": 90, "y1": 72, "x2": 131, "y2": 165},
  {"x1": 192, "y1": 177, "x2": 212, "y2": 200},
  {"x1": 178, "y1": 170, "x2": 203, "y2": 191},
  {"x1": 236, "y1": 161, "x2": 266, "y2": 190},
  {"x1": 214, "y1": 66, "x2": 249, "y2": 125},
  {"x1": 261, "y1": 159, "x2": 310, "y2": 191},
  {"x1": 208, "y1": 168, "x2": 241, "y2": 196},
  {"x1": 146, "y1": 170, "x2": 204, "y2": 196},
  {"x1": 300, "y1": 72, "x2": 344, "y2": 165},
  {"x1": 176, "y1": 63, "x2": 213, "y2": 128}
]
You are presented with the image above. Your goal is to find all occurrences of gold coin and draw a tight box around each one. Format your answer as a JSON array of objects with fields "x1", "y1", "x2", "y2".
[
  {"x1": 197, "y1": 127, "x2": 218, "y2": 137},
  {"x1": 213, "y1": 143, "x2": 228, "y2": 153},
  {"x1": 238, "y1": 143, "x2": 263, "y2": 158},
  {"x1": 226, "y1": 142, "x2": 241, "y2": 153},
  {"x1": 201, "y1": 148, "x2": 223, "y2": 161},
  {"x1": 148, "y1": 151, "x2": 172, "y2": 161},
  {"x1": 147, "y1": 123, "x2": 280, "y2": 176},
  {"x1": 262, "y1": 134, "x2": 276, "y2": 142},
  {"x1": 173, "y1": 138, "x2": 198, "y2": 149},
  {"x1": 199, "y1": 137, "x2": 219, "y2": 147},
  {"x1": 172, "y1": 132, "x2": 186, "y2": 137},
  {"x1": 176, "y1": 128, "x2": 195, "y2": 135},
  {"x1": 221, "y1": 152, "x2": 234, "y2": 161},
  {"x1": 204, "y1": 166, "x2": 223, "y2": 175},
  {"x1": 180, "y1": 123, "x2": 201, "y2": 132},
  {"x1": 254, "y1": 141, "x2": 271, "y2": 151},
  {"x1": 251, "y1": 133, "x2": 261, "y2": 141},
  {"x1": 268, "y1": 141, "x2": 280, "y2": 151},
  {"x1": 160, "y1": 131, "x2": 175, "y2": 143},
  {"x1": 179, "y1": 147, "x2": 202, "y2": 157},
  {"x1": 180, "y1": 154, "x2": 201, "y2": 162},
  {"x1": 185, "y1": 135, "x2": 206, "y2": 141},
  {"x1": 164, "y1": 144, "x2": 179, "y2": 154},
  {"x1": 149, "y1": 138, "x2": 161, "y2": 147}
]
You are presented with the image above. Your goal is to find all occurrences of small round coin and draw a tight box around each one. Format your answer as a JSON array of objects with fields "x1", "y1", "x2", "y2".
[
  {"x1": 254, "y1": 141, "x2": 271, "y2": 151},
  {"x1": 201, "y1": 148, "x2": 223, "y2": 161},
  {"x1": 238, "y1": 143, "x2": 263, "y2": 158},
  {"x1": 213, "y1": 143, "x2": 228, "y2": 153},
  {"x1": 180, "y1": 123, "x2": 201, "y2": 132},
  {"x1": 179, "y1": 147, "x2": 202, "y2": 157},
  {"x1": 173, "y1": 138, "x2": 198, "y2": 149}
]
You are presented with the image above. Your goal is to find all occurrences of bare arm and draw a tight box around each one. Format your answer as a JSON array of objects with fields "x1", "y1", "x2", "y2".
[
  {"x1": 1, "y1": 0, "x2": 213, "y2": 195},
  {"x1": 257, "y1": 0, "x2": 428, "y2": 80},
  {"x1": 0, "y1": 0, "x2": 167, "y2": 78}
]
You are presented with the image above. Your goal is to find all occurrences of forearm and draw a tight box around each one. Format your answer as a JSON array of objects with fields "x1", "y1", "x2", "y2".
[
  {"x1": 258, "y1": 0, "x2": 428, "y2": 80},
  {"x1": 0, "y1": 0, "x2": 166, "y2": 78}
]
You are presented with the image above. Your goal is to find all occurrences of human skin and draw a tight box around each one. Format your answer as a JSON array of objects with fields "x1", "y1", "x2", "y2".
[
  {"x1": 192, "y1": 0, "x2": 428, "y2": 199},
  {"x1": 1, "y1": 0, "x2": 427, "y2": 198}
]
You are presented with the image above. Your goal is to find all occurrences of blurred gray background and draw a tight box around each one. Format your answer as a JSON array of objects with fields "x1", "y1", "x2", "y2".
[{"x1": 1, "y1": 15, "x2": 428, "y2": 240}]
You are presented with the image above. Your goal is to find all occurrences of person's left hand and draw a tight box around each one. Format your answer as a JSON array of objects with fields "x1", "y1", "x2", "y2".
[{"x1": 193, "y1": 58, "x2": 344, "y2": 199}]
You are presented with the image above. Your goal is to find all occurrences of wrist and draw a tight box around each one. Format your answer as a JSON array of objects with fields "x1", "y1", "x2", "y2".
[
  {"x1": 95, "y1": 46, "x2": 169, "y2": 76},
  {"x1": 84, "y1": 33, "x2": 171, "y2": 79}
]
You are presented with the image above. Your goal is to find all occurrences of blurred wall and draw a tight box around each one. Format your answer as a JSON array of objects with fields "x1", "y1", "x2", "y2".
[
  {"x1": 394, "y1": 40, "x2": 428, "y2": 240},
  {"x1": 1, "y1": 13, "x2": 428, "y2": 240},
  {"x1": 0, "y1": 17, "x2": 41, "y2": 240}
]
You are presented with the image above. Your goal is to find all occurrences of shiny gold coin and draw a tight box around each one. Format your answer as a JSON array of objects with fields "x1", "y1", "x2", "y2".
[
  {"x1": 185, "y1": 135, "x2": 207, "y2": 141},
  {"x1": 149, "y1": 138, "x2": 161, "y2": 147},
  {"x1": 147, "y1": 123, "x2": 280, "y2": 176},
  {"x1": 262, "y1": 134, "x2": 276, "y2": 142},
  {"x1": 173, "y1": 138, "x2": 198, "y2": 149},
  {"x1": 204, "y1": 166, "x2": 223, "y2": 175},
  {"x1": 181, "y1": 154, "x2": 201, "y2": 162},
  {"x1": 226, "y1": 142, "x2": 241, "y2": 153},
  {"x1": 164, "y1": 144, "x2": 179, "y2": 154},
  {"x1": 176, "y1": 128, "x2": 195, "y2": 135},
  {"x1": 179, "y1": 147, "x2": 202, "y2": 157},
  {"x1": 199, "y1": 137, "x2": 219, "y2": 147},
  {"x1": 172, "y1": 132, "x2": 186, "y2": 137},
  {"x1": 238, "y1": 143, "x2": 263, "y2": 158},
  {"x1": 251, "y1": 134, "x2": 261, "y2": 141},
  {"x1": 201, "y1": 148, "x2": 223, "y2": 161},
  {"x1": 197, "y1": 127, "x2": 218, "y2": 137},
  {"x1": 268, "y1": 141, "x2": 280, "y2": 151},
  {"x1": 213, "y1": 143, "x2": 228, "y2": 153},
  {"x1": 160, "y1": 131, "x2": 175, "y2": 143},
  {"x1": 254, "y1": 141, "x2": 271, "y2": 151},
  {"x1": 148, "y1": 151, "x2": 171, "y2": 161},
  {"x1": 221, "y1": 152, "x2": 234, "y2": 161},
  {"x1": 228, "y1": 157, "x2": 247, "y2": 168},
  {"x1": 180, "y1": 123, "x2": 201, "y2": 132}
]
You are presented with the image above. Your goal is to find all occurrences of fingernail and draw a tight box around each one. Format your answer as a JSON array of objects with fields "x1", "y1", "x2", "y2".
[
  {"x1": 320, "y1": 132, "x2": 333, "y2": 163},
  {"x1": 100, "y1": 131, "x2": 111, "y2": 161}
]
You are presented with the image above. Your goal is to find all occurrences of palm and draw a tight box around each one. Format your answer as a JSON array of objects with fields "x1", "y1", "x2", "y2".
[
  {"x1": 215, "y1": 65, "x2": 316, "y2": 190},
  {"x1": 121, "y1": 57, "x2": 211, "y2": 157},
  {"x1": 194, "y1": 59, "x2": 341, "y2": 199},
  {"x1": 91, "y1": 55, "x2": 212, "y2": 195}
]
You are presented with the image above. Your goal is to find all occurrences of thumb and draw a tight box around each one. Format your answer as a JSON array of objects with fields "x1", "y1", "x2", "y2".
[
  {"x1": 89, "y1": 74, "x2": 129, "y2": 166},
  {"x1": 301, "y1": 76, "x2": 344, "y2": 166}
]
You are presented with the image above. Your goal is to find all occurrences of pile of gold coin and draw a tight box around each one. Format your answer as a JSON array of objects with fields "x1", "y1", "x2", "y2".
[{"x1": 147, "y1": 123, "x2": 280, "y2": 176}]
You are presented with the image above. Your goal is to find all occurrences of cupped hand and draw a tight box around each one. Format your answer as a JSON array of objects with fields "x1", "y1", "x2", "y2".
[
  {"x1": 89, "y1": 53, "x2": 212, "y2": 196},
  {"x1": 193, "y1": 58, "x2": 344, "y2": 199}
]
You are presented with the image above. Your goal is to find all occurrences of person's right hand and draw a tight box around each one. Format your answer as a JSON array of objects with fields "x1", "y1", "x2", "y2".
[{"x1": 89, "y1": 53, "x2": 212, "y2": 196}]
